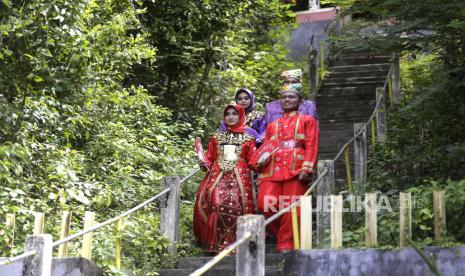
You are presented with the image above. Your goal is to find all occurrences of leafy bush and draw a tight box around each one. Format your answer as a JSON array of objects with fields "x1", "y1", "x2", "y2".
[
  {"x1": 0, "y1": 0, "x2": 198, "y2": 273},
  {"x1": 0, "y1": 0, "x2": 299, "y2": 273}
]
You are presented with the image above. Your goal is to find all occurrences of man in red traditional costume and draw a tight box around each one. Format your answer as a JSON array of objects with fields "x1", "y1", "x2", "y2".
[
  {"x1": 193, "y1": 104, "x2": 258, "y2": 254},
  {"x1": 254, "y1": 70, "x2": 319, "y2": 253}
]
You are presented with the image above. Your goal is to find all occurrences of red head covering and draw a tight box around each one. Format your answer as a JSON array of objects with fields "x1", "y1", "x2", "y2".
[{"x1": 223, "y1": 104, "x2": 246, "y2": 134}]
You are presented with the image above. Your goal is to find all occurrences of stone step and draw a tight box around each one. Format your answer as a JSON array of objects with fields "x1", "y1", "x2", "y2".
[
  {"x1": 329, "y1": 63, "x2": 390, "y2": 73},
  {"x1": 317, "y1": 90, "x2": 377, "y2": 98},
  {"x1": 319, "y1": 115, "x2": 373, "y2": 122},
  {"x1": 328, "y1": 69, "x2": 389, "y2": 79},
  {"x1": 318, "y1": 143, "x2": 357, "y2": 153},
  {"x1": 316, "y1": 99, "x2": 377, "y2": 109},
  {"x1": 177, "y1": 253, "x2": 285, "y2": 269},
  {"x1": 318, "y1": 85, "x2": 379, "y2": 96},
  {"x1": 319, "y1": 116, "x2": 372, "y2": 125},
  {"x1": 319, "y1": 130, "x2": 354, "y2": 139},
  {"x1": 318, "y1": 107, "x2": 375, "y2": 115},
  {"x1": 318, "y1": 109, "x2": 374, "y2": 119},
  {"x1": 320, "y1": 129, "x2": 354, "y2": 140},
  {"x1": 331, "y1": 56, "x2": 391, "y2": 66},
  {"x1": 318, "y1": 122, "x2": 363, "y2": 132},
  {"x1": 318, "y1": 101, "x2": 376, "y2": 110},
  {"x1": 323, "y1": 76, "x2": 387, "y2": 85},
  {"x1": 320, "y1": 136, "x2": 360, "y2": 146},
  {"x1": 318, "y1": 105, "x2": 375, "y2": 112},
  {"x1": 158, "y1": 266, "x2": 282, "y2": 276},
  {"x1": 322, "y1": 163, "x2": 353, "y2": 174},
  {"x1": 318, "y1": 155, "x2": 353, "y2": 163},
  {"x1": 318, "y1": 145, "x2": 355, "y2": 154},
  {"x1": 321, "y1": 80, "x2": 385, "y2": 88},
  {"x1": 318, "y1": 98, "x2": 376, "y2": 105},
  {"x1": 331, "y1": 52, "x2": 388, "y2": 58},
  {"x1": 319, "y1": 148, "x2": 354, "y2": 155}
]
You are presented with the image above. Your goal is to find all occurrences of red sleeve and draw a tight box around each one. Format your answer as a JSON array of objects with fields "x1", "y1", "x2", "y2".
[
  {"x1": 301, "y1": 117, "x2": 319, "y2": 174},
  {"x1": 244, "y1": 139, "x2": 258, "y2": 172},
  {"x1": 264, "y1": 121, "x2": 272, "y2": 141},
  {"x1": 204, "y1": 136, "x2": 218, "y2": 167},
  {"x1": 249, "y1": 123, "x2": 273, "y2": 172}
]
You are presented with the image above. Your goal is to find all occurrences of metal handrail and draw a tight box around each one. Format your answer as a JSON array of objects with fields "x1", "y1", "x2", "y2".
[
  {"x1": 0, "y1": 250, "x2": 37, "y2": 266},
  {"x1": 0, "y1": 167, "x2": 201, "y2": 266},
  {"x1": 383, "y1": 64, "x2": 393, "y2": 91},
  {"x1": 190, "y1": 231, "x2": 253, "y2": 276},
  {"x1": 366, "y1": 94, "x2": 383, "y2": 125},
  {"x1": 52, "y1": 167, "x2": 200, "y2": 248}
]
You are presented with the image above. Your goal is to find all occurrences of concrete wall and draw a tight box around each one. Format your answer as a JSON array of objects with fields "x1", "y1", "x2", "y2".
[
  {"x1": 283, "y1": 246, "x2": 465, "y2": 275},
  {"x1": 296, "y1": 8, "x2": 337, "y2": 24},
  {"x1": 288, "y1": 20, "x2": 331, "y2": 62},
  {"x1": 0, "y1": 257, "x2": 102, "y2": 276}
]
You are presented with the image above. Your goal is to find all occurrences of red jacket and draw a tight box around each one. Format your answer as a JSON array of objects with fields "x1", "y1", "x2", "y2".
[{"x1": 258, "y1": 111, "x2": 319, "y2": 182}]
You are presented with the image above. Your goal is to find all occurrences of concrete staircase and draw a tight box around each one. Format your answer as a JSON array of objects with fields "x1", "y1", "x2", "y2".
[
  {"x1": 317, "y1": 54, "x2": 391, "y2": 188},
  {"x1": 158, "y1": 244, "x2": 284, "y2": 275}
]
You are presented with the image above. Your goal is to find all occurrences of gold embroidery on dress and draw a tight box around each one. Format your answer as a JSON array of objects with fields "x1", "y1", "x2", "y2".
[
  {"x1": 246, "y1": 111, "x2": 263, "y2": 127},
  {"x1": 214, "y1": 132, "x2": 254, "y2": 172}
]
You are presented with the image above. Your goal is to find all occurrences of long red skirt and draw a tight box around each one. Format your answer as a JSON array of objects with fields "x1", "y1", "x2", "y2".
[{"x1": 193, "y1": 167, "x2": 255, "y2": 253}]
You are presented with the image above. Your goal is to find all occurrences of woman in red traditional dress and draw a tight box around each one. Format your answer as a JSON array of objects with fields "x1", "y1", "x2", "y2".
[{"x1": 193, "y1": 104, "x2": 258, "y2": 254}]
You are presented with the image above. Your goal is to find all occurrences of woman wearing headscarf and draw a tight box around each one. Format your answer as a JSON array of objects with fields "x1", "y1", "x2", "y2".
[
  {"x1": 193, "y1": 104, "x2": 258, "y2": 254},
  {"x1": 219, "y1": 88, "x2": 266, "y2": 144}
]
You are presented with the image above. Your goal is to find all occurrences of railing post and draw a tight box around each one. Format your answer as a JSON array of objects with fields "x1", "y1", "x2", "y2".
[
  {"x1": 371, "y1": 119, "x2": 376, "y2": 151},
  {"x1": 309, "y1": 0, "x2": 320, "y2": 10},
  {"x1": 391, "y1": 52, "x2": 401, "y2": 105},
  {"x1": 291, "y1": 206, "x2": 300, "y2": 249},
  {"x1": 23, "y1": 234, "x2": 53, "y2": 276},
  {"x1": 309, "y1": 49, "x2": 318, "y2": 100},
  {"x1": 399, "y1": 192, "x2": 412, "y2": 248},
  {"x1": 330, "y1": 195, "x2": 342, "y2": 249},
  {"x1": 5, "y1": 213, "x2": 15, "y2": 256},
  {"x1": 236, "y1": 215, "x2": 265, "y2": 276},
  {"x1": 300, "y1": 196, "x2": 312, "y2": 249},
  {"x1": 57, "y1": 211, "x2": 72, "y2": 257},
  {"x1": 344, "y1": 146, "x2": 352, "y2": 193},
  {"x1": 365, "y1": 193, "x2": 377, "y2": 247},
  {"x1": 160, "y1": 176, "x2": 181, "y2": 255},
  {"x1": 376, "y1": 87, "x2": 387, "y2": 143},
  {"x1": 433, "y1": 190, "x2": 446, "y2": 240},
  {"x1": 33, "y1": 212, "x2": 45, "y2": 235},
  {"x1": 316, "y1": 160, "x2": 334, "y2": 248},
  {"x1": 115, "y1": 218, "x2": 123, "y2": 270},
  {"x1": 354, "y1": 123, "x2": 367, "y2": 190},
  {"x1": 81, "y1": 211, "x2": 95, "y2": 260}
]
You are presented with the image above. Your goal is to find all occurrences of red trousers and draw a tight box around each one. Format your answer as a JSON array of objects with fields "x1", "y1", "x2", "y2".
[{"x1": 257, "y1": 177, "x2": 307, "y2": 252}]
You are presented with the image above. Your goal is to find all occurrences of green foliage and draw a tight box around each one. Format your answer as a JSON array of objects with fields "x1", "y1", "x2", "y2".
[
  {"x1": 407, "y1": 179, "x2": 465, "y2": 243},
  {"x1": 328, "y1": 0, "x2": 465, "y2": 247},
  {"x1": 129, "y1": 0, "x2": 298, "y2": 130},
  {"x1": 0, "y1": 0, "x2": 297, "y2": 273},
  {"x1": 342, "y1": 179, "x2": 465, "y2": 248},
  {"x1": 0, "y1": 0, "x2": 199, "y2": 273},
  {"x1": 367, "y1": 55, "x2": 465, "y2": 191}
]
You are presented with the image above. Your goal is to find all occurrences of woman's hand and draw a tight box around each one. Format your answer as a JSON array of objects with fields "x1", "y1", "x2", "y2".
[
  {"x1": 298, "y1": 171, "x2": 312, "y2": 183},
  {"x1": 257, "y1": 152, "x2": 271, "y2": 168},
  {"x1": 198, "y1": 160, "x2": 211, "y2": 172}
]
